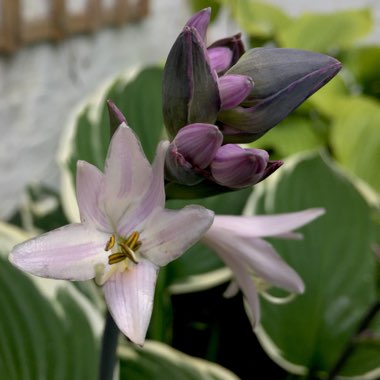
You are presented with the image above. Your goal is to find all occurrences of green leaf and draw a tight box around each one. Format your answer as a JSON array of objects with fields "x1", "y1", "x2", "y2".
[
  {"x1": 250, "y1": 115, "x2": 325, "y2": 159},
  {"x1": 330, "y1": 97, "x2": 380, "y2": 196},
  {"x1": 165, "y1": 188, "x2": 251, "y2": 290},
  {"x1": 307, "y1": 75, "x2": 349, "y2": 118},
  {"x1": 342, "y1": 45, "x2": 380, "y2": 98},
  {"x1": 0, "y1": 255, "x2": 101, "y2": 379},
  {"x1": 277, "y1": 9, "x2": 372, "y2": 52},
  {"x1": 105, "y1": 66, "x2": 164, "y2": 162},
  {"x1": 60, "y1": 66, "x2": 164, "y2": 222},
  {"x1": 227, "y1": 0, "x2": 291, "y2": 39},
  {"x1": 119, "y1": 340, "x2": 239, "y2": 380},
  {"x1": 247, "y1": 151, "x2": 378, "y2": 377}
]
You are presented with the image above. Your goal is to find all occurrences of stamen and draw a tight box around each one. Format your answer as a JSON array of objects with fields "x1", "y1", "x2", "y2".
[
  {"x1": 125, "y1": 231, "x2": 140, "y2": 250},
  {"x1": 105, "y1": 234, "x2": 116, "y2": 251},
  {"x1": 108, "y1": 252, "x2": 127, "y2": 265},
  {"x1": 120, "y1": 242, "x2": 139, "y2": 264}
]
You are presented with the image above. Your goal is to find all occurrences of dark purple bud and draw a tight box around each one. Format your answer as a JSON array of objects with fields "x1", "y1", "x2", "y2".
[
  {"x1": 219, "y1": 74, "x2": 254, "y2": 110},
  {"x1": 162, "y1": 27, "x2": 220, "y2": 138},
  {"x1": 210, "y1": 144, "x2": 275, "y2": 188},
  {"x1": 107, "y1": 100, "x2": 127, "y2": 136},
  {"x1": 219, "y1": 48, "x2": 342, "y2": 142},
  {"x1": 208, "y1": 47, "x2": 233, "y2": 74},
  {"x1": 185, "y1": 7, "x2": 211, "y2": 42},
  {"x1": 260, "y1": 160, "x2": 283, "y2": 182},
  {"x1": 208, "y1": 33, "x2": 245, "y2": 73}
]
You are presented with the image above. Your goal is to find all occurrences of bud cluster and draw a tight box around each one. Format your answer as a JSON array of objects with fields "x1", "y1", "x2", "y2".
[
  {"x1": 162, "y1": 8, "x2": 341, "y2": 195},
  {"x1": 165, "y1": 123, "x2": 282, "y2": 189}
]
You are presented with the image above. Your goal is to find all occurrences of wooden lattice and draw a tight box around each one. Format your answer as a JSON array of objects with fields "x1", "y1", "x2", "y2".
[{"x1": 0, "y1": 0, "x2": 149, "y2": 53}]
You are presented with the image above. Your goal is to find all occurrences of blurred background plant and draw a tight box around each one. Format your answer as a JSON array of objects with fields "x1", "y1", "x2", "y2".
[{"x1": 1, "y1": 0, "x2": 380, "y2": 379}]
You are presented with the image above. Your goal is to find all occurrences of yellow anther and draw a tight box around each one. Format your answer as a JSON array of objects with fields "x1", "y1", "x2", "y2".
[
  {"x1": 120, "y1": 242, "x2": 139, "y2": 264},
  {"x1": 108, "y1": 252, "x2": 127, "y2": 265},
  {"x1": 105, "y1": 234, "x2": 116, "y2": 251},
  {"x1": 107, "y1": 231, "x2": 141, "y2": 267},
  {"x1": 125, "y1": 231, "x2": 140, "y2": 250}
]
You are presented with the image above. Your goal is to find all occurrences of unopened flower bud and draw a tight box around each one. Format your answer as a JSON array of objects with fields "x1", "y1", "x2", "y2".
[
  {"x1": 219, "y1": 74, "x2": 253, "y2": 110},
  {"x1": 208, "y1": 33, "x2": 245, "y2": 74},
  {"x1": 165, "y1": 123, "x2": 223, "y2": 185},
  {"x1": 210, "y1": 144, "x2": 280, "y2": 188},
  {"x1": 107, "y1": 99, "x2": 127, "y2": 136},
  {"x1": 185, "y1": 7, "x2": 211, "y2": 41},
  {"x1": 208, "y1": 47, "x2": 233, "y2": 74},
  {"x1": 219, "y1": 48, "x2": 342, "y2": 142},
  {"x1": 162, "y1": 27, "x2": 220, "y2": 138}
]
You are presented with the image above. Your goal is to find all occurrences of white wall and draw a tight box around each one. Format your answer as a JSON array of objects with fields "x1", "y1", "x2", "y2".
[{"x1": 0, "y1": 0, "x2": 192, "y2": 220}]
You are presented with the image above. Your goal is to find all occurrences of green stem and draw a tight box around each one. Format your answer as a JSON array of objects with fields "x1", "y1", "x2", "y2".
[
  {"x1": 326, "y1": 301, "x2": 380, "y2": 380},
  {"x1": 98, "y1": 311, "x2": 119, "y2": 380}
]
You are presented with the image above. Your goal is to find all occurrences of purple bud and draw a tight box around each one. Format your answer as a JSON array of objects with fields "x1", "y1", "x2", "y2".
[
  {"x1": 218, "y1": 74, "x2": 254, "y2": 110},
  {"x1": 211, "y1": 144, "x2": 274, "y2": 188},
  {"x1": 165, "y1": 123, "x2": 223, "y2": 186},
  {"x1": 208, "y1": 47, "x2": 233, "y2": 74},
  {"x1": 185, "y1": 8, "x2": 211, "y2": 42},
  {"x1": 174, "y1": 123, "x2": 223, "y2": 169},
  {"x1": 208, "y1": 33, "x2": 245, "y2": 73},
  {"x1": 165, "y1": 144, "x2": 204, "y2": 185},
  {"x1": 107, "y1": 100, "x2": 127, "y2": 136}
]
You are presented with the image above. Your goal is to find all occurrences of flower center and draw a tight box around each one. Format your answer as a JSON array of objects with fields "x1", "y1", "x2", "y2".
[{"x1": 104, "y1": 231, "x2": 142, "y2": 266}]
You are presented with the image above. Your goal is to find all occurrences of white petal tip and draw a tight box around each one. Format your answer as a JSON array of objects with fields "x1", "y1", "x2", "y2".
[
  {"x1": 309, "y1": 208, "x2": 326, "y2": 218},
  {"x1": 119, "y1": 327, "x2": 146, "y2": 346},
  {"x1": 296, "y1": 283, "x2": 305, "y2": 294},
  {"x1": 119, "y1": 121, "x2": 128, "y2": 128}
]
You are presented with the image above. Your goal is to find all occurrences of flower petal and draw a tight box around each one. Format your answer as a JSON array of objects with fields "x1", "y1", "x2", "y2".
[
  {"x1": 212, "y1": 208, "x2": 325, "y2": 238},
  {"x1": 140, "y1": 205, "x2": 214, "y2": 267},
  {"x1": 236, "y1": 237, "x2": 305, "y2": 294},
  {"x1": 118, "y1": 141, "x2": 168, "y2": 236},
  {"x1": 9, "y1": 223, "x2": 109, "y2": 281},
  {"x1": 76, "y1": 161, "x2": 110, "y2": 231},
  {"x1": 103, "y1": 123, "x2": 152, "y2": 225},
  {"x1": 208, "y1": 47, "x2": 233, "y2": 74},
  {"x1": 210, "y1": 242, "x2": 260, "y2": 326},
  {"x1": 228, "y1": 258, "x2": 261, "y2": 327},
  {"x1": 103, "y1": 259, "x2": 159, "y2": 345}
]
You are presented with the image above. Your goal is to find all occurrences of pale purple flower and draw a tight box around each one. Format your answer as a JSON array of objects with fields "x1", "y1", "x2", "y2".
[
  {"x1": 9, "y1": 123, "x2": 214, "y2": 345},
  {"x1": 202, "y1": 208, "x2": 324, "y2": 327}
]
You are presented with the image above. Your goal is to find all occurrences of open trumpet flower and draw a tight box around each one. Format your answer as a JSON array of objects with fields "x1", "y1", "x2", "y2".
[{"x1": 9, "y1": 123, "x2": 214, "y2": 345}]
